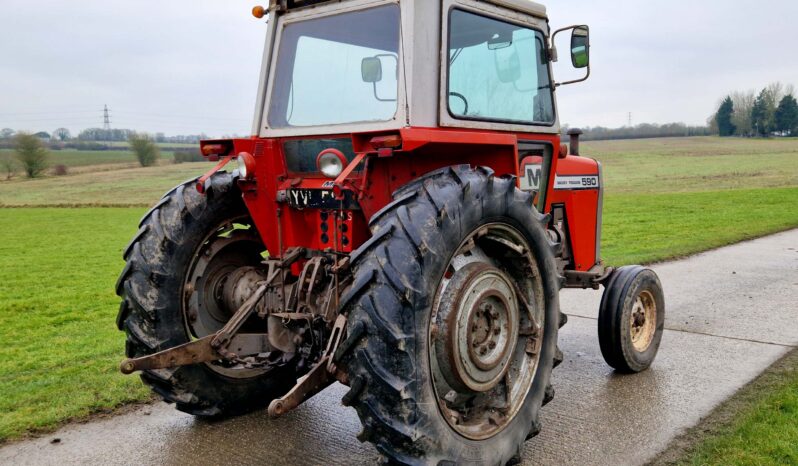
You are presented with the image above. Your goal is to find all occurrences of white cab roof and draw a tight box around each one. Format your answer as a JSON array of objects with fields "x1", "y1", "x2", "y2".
[{"x1": 487, "y1": 0, "x2": 547, "y2": 18}]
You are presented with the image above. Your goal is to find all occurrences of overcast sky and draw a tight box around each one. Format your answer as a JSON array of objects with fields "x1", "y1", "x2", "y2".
[{"x1": 1, "y1": 0, "x2": 796, "y2": 137}]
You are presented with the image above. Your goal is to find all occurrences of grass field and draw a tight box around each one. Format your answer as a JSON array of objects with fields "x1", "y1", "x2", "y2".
[
  {"x1": 0, "y1": 149, "x2": 138, "y2": 168},
  {"x1": 0, "y1": 136, "x2": 797, "y2": 443},
  {"x1": 0, "y1": 209, "x2": 150, "y2": 440},
  {"x1": 0, "y1": 162, "x2": 209, "y2": 206},
  {"x1": 0, "y1": 143, "x2": 201, "y2": 174}
]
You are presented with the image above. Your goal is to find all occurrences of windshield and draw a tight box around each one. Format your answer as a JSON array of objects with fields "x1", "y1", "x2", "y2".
[{"x1": 268, "y1": 5, "x2": 401, "y2": 128}]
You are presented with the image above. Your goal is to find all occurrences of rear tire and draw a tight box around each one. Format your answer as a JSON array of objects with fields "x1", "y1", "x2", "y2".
[
  {"x1": 116, "y1": 172, "x2": 295, "y2": 416},
  {"x1": 337, "y1": 166, "x2": 563, "y2": 465},
  {"x1": 598, "y1": 266, "x2": 665, "y2": 373}
]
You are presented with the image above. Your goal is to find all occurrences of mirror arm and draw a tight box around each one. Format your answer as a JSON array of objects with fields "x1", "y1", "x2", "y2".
[
  {"x1": 372, "y1": 82, "x2": 397, "y2": 103},
  {"x1": 555, "y1": 65, "x2": 590, "y2": 88},
  {"x1": 550, "y1": 25, "x2": 578, "y2": 47}
]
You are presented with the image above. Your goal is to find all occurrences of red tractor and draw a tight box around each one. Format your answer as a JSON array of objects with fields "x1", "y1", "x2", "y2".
[{"x1": 117, "y1": 1, "x2": 664, "y2": 463}]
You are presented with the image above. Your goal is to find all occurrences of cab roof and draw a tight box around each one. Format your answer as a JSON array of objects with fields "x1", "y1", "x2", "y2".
[
  {"x1": 486, "y1": 0, "x2": 547, "y2": 17},
  {"x1": 279, "y1": 0, "x2": 547, "y2": 18}
]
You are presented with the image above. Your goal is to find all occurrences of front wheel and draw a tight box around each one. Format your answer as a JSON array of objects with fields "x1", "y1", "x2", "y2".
[
  {"x1": 338, "y1": 166, "x2": 563, "y2": 465},
  {"x1": 598, "y1": 266, "x2": 665, "y2": 373}
]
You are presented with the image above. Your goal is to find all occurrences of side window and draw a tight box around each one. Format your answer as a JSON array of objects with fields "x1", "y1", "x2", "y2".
[{"x1": 448, "y1": 9, "x2": 554, "y2": 124}]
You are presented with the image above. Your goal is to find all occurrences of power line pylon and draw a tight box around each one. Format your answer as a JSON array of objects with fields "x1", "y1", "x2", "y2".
[{"x1": 103, "y1": 105, "x2": 112, "y2": 130}]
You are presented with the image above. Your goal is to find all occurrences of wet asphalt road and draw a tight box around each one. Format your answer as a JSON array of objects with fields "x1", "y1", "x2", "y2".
[{"x1": 2, "y1": 230, "x2": 797, "y2": 466}]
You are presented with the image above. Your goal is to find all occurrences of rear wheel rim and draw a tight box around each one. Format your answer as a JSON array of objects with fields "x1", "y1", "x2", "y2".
[
  {"x1": 182, "y1": 216, "x2": 268, "y2": 379},
  {"x1": 429, "y1": 223, "x2": 545, "y2": 440}
]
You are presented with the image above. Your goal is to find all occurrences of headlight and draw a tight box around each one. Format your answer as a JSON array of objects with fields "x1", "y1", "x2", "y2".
[
  {"x1": 237, "y1": 152, "x2": 256, "y2": 180},
  {"x1": 316, "y1": 149, "x2": 347, "y2": 179}
]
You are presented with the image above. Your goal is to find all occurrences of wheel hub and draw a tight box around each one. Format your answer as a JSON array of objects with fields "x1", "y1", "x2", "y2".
[
  {"x1": 630, "y1": 290, "x2": 657, "y2": 352},
  {"x1": 436, "y1": 263, "x2": 519, "y2": 393}
]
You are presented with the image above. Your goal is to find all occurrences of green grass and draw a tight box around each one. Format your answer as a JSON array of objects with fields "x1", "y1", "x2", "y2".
[
  {"x1": 0, "y1": 136, "x2": 797, "y2": 443},
  {"x1": 0, "y1": 208, "x2": 150, "y2": 441},
  {"x1": 684, "y1": 378, "x2": 798, "y2": 465},
  {"x1": 602, "y1": 187, "x2": 798, "y2": 265},
  {"x1": 652, "y1": 350, "x2": 798, "y2": 466}
]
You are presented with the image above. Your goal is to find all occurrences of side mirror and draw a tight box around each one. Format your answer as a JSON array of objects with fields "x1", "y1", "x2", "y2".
[
  {"x1": 361, "y1": 57, "x2": 383, "y2": 83},
  {"x1": 362, "y1": 54, "x2": 398, "y2": 102},
  {"x1": 552, "y1": 24, "x2": 591, "y2": 86},
  {"x1": 570, "y1": 26, "x2": 590, "y2": 68}
]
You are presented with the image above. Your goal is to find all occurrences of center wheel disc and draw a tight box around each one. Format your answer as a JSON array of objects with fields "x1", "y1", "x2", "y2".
[
  {"x1": 182, "y1": 215, "x2": 268, "y2": 379},
  {"x1": 437, "y1": 263, "x2": 519, "y2": 393},
  {"x1": 430, "y1": 223, "x2": 545, "y2": 440},
  {"x1": 630, "y1": 290, "x2": 657, "y2": 352}
]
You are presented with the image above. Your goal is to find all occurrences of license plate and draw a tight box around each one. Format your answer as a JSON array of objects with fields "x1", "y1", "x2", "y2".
[{"x1": 286, "y1": 189, "x2": 359, "y2": 210}]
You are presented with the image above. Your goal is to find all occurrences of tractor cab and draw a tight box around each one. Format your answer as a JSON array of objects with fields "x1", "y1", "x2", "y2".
[{"x1": 119, "y1": 2, "x2": 666, "y2": 464}]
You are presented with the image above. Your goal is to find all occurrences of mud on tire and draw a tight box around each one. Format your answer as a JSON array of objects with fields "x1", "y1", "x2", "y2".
[
  {"x1": 115, "y1": 172, "x2": 295, "y2": 416},
  {"x1": 337, "y1": 166, "x2": 564, "y2": 465}
]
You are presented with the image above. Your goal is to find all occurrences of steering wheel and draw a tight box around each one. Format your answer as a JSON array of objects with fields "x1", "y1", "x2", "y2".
[{"x1": 449, "y1": 92, "x2": 469, "y2": 116}]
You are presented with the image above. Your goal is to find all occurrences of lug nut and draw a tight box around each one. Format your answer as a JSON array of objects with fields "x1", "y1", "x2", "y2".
[
  {"x1": 489, "y1": 341, "x2": 497, "y2": 350},
  {"x1": 494, "y1": 328, "x2": 501, "y2": 336},
  {"x1": 480, "y1": 347, "x2": 488, "y2": 355}
]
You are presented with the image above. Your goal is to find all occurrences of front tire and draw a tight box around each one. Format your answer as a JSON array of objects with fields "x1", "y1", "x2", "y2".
[
  {"x1": 598, "y1": 266, "x2": 665, "y2": 373},
  {"x1": 337, "y1": 166, "x2": 563, "y2": 465},
  {"x1": 116, "y1": 172, "x2": 295, "y2": 416}
]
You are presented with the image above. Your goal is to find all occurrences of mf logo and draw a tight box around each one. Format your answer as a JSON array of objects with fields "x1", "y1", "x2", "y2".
[{"x1": 520, "y1": 164, "x2": 542, "y2": 191}]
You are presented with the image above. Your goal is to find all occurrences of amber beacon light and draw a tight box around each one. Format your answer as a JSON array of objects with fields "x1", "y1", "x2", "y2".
[{"x1": 252, "y1": 5, "x2": 267, "y2": 18}]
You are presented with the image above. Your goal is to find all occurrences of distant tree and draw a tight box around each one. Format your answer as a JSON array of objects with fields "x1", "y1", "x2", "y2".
[
  {"x1": 0, "y1": 128, "x2": 14, "y2": 139},
  {"x1": 14, "y1": 133, "x2": 49, "y2": 178},
  {"x1": 716, "y1": 96, "x2": 736, "y2": 136},
  {"x1": 77, "y1": 127, "x2": 134, "y2": 142},
  {"x1": 751, "y1": 88, "x2": 776, "y2": 137},
  {"x1": 53, "y1": 128, "x2": 71, "y2": 141},
  {"x1": 566, "y1": 122, "x2": 711, "y2": 141},
  {"x1": 1, "y1": 154, "x2": 17, "y2": 180},
  {"x1": 775, "y1": 95, "x2": 798, "y2": 136},
  {"x1": 129, "y1": 133, "x2": 160, "y2": 167},
  {"x1": 731, "y1": 90, "x2": 756, "y2": 137}
]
